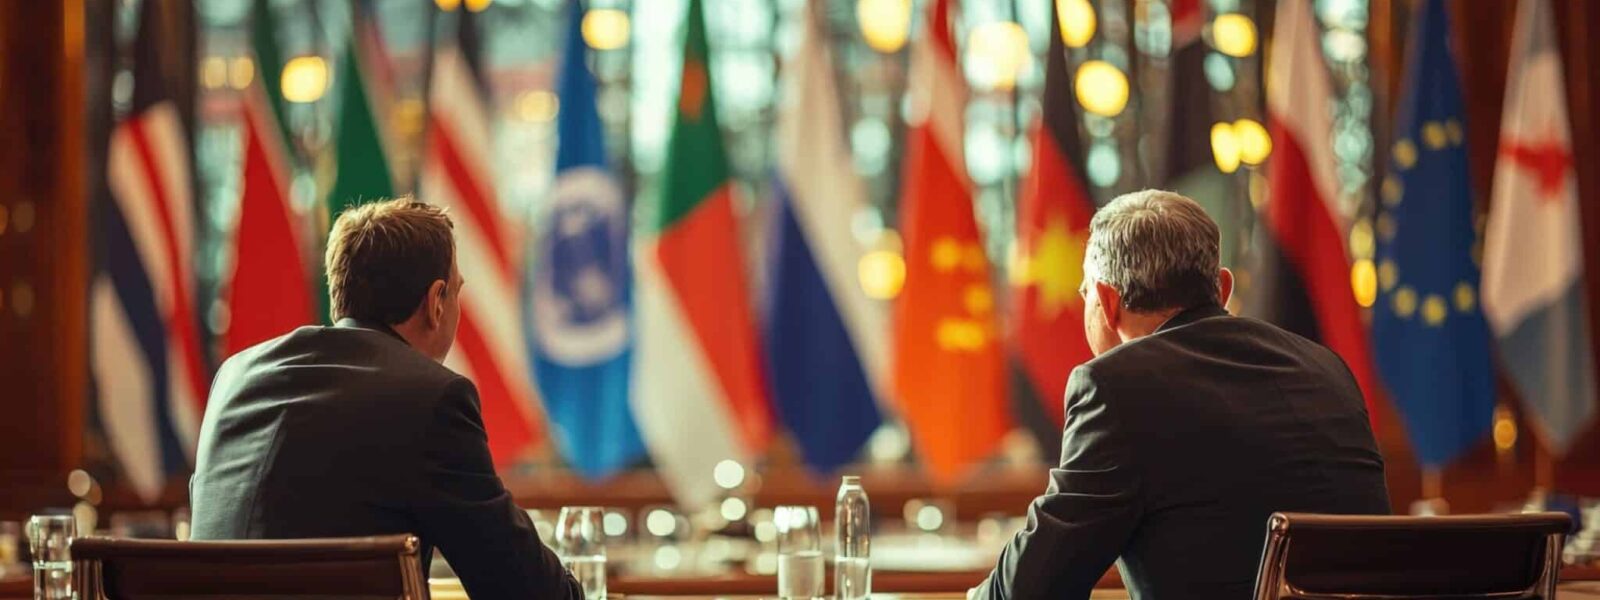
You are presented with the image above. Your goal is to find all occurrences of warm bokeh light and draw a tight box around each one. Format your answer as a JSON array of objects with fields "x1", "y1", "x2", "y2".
[
  {"x1": 582, "y1": 8, "x2": 631, "y2": 51},
  {"x1": 1212, "y1": 13, "x2": 1258, "y2": 58},
  {"x1": 515, "y1": 91, "x2": 560, "y2": 123},
  {"x1": 1493, "y1": 405, "x2": 1517, "y2": 452},
  {"x1": 228, "y1": 57, "x2": 254, "y2": 90},
  {"x1": 857, "y1": 0, "x2": 913, "y2": 53},
  {"x1": 967, "y1": 21, "x2": 1032, "y2": 91},
  {"x1": 859, "y1": 248, "x2": 906, "y2": 300},
  {"x1": 464, "y1": 0, "x2": 492, "y2": 12},
  {"x1": 1351, "y1": 259, "x2": 1377, "y2": 308},
  {"x1": 712, "y1": 459, "x2": 746, "y2": 490},
  {"x1": 1233, "y1": 118, "x2": 1271, "y2": 165},
  {"x1": 1056, "y1": 0, "x2": 1096, "y2": 48},
  {"x1": 1349, "y1": 219, "x2": 1375, "y2": 260},
  {"x1": 435, "y1": 0, "x2": 461, "y2": 12},
  {"x1": 1210, "y1": 122, "x2": 1240, "y2": 173},
  {"x1": 201, "y1": 57, "x2": 227, "y2": 90},
  {"x1": 719, "y1": 497, "x2": 748, "y2": 521},
  {"x1": 280, "y1": 56, "x2": 328, "y2": 104},
  {"x1": 1074, "y1": 60, "x2": 1129, "y2": 117}
]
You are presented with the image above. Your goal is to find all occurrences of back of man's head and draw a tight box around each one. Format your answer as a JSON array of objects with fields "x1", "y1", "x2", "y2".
[
  {"x1": 1085, "y1": 189, "x2": 1222, "y2": 313},
  {"x1": 326, "y1": 199, "x2": 455, "y2": 325}
]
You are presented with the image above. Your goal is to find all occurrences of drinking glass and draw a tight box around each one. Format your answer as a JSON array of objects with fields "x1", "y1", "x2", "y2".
[
  {"x1": 556, "y1": 506, "x2": 607, "y2": 600},
  {"x1": 774, "y1": 505, "x2": 823, "y2": 600},
  {"x1": 26, "y1": 515, "x2": 75, "y2": 600}
]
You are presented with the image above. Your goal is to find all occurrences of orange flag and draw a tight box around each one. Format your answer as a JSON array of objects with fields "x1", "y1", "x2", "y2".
[{"x1": 892, "y1": 0, "x2": 1010, "y2": 486}]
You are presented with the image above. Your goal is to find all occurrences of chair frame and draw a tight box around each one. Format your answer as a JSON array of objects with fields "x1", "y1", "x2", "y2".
[
  {"x1": 1253, "y1": 512, "x2": 1570, "y2": 600},
  {"x1": 71, "y1": 534, "x2": 428, "y2": 600}
]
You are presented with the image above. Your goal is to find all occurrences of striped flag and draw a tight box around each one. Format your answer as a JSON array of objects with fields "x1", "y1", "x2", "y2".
[
  {"x1": 764, "y1": 0, "x2": 886, "y2": 474},
  {"x1": 1483, "y1": 0, "x2": 1597, "y2": 455},
  {"x1": 633, "y1": 0, "x2": 775, "y2": 511},
  {"x1": 1008, "y1": 0, "x2": 1095, "y2": 461},
  {"x1": 892, "y1": 0, "x2": 1011, "y2": 486},
  {"x1": 320, "y1": 2, "x2": 398, "y2": 323},
  {"x1": 526, "y1": 0, "x2": 647, "y2": 480},
  {"x1": 224, "y1": 0, "x2": 314, "y2": 358},
  {"x1": 419, "y1": 9, "x2": 545, "y2": 465},
  {"x1": 1249, "y1": 0, "x2": 1377, "y2": 407},
  {"x1": 92, "y1": 0, "x2": 205, "y2": 502}
]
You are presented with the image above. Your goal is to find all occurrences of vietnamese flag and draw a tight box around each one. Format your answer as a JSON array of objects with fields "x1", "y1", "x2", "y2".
[
  {"x1": 631, "y1": 0, "x2": 775, "y2": 512},
  {"x1": 224, "y1": 0, "x2": 313, "y2": 357},
  {"x1": 1008, "y1": 0, "x2": 1096, "y2": 459},
  {"x1": 892, "y1": 0, "x2": 1011, "y2": 486}
]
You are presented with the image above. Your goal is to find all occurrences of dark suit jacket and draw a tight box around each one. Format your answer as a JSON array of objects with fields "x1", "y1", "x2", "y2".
[
  {"x1": 974, "y1": 303, "x2": 1389, "y2": 600},
  {"x1": 190, "y1": 319, "x2": 579, "y2": 600}
]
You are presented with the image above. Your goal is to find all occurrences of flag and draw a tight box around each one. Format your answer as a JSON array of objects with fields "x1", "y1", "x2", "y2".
[
  {"x1": 525, "y1": 1, "x2": 646, "y2": 480},
  {"x1": 893, "y1": 0, "x2": 1010, "y2": 485},
  {"x1": 633, "y1": 0, "x2": 775, "y2": 510},
  {"x1": 1007, "y1": 0, "x2": 1094, "y2": 460},
  {"x1": 1371, "y1": 0, "x2": 1493, "y2": 467},
  {"x1": 1483, "y1": 0, "x2": 1596, "y2": 455},
  {"x1": 224, "y1": 0, "x2": 314, "y2": 358},
  {"x1": 764, "y1": 0, "x2": 886, "y2": 474},
  {"x1": 420, "y1": 9, "x2": 545, "y2": 465},
  {"x1": 1250, "y1": 0, "x2": 1377, "y2": 406},
  {"x1": 320, "y1": 2, "x2": 397, "y2": 323},
  {"x1": 92, "y1": 0, "x2": 204, "y2": 502}
]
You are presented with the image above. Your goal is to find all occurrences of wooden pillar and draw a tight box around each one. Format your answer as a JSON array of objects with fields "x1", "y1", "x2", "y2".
[{"x1": 0, "y1": 0, "x2": 89, "y2": 519}]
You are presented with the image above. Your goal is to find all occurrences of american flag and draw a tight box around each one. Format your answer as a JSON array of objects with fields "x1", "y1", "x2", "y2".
[
  {"x1": 92, "y1": 0, "x2": 206, "y2": 502},
  {"x1": 419, "y1": 9, "x2": 545, "y2": 464}
]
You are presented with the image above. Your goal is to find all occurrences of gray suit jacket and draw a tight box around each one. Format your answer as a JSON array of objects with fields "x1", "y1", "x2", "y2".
[
  {"x1": 190, "y1": 319, "x2": 579, "y2": 600},
  {"x1": 974, "y1": 304, "x2": 1390, "y2": 600}
]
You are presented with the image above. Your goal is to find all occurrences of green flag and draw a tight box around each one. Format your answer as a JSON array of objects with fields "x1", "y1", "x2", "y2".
[{"x1": 320, "y1": 15, "x2": 395, "y2": 322}]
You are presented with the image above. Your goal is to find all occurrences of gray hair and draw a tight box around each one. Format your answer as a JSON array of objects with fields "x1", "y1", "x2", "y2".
[{"x1": 1084, "y1": 189, "x2": 1221, "y2": 312}]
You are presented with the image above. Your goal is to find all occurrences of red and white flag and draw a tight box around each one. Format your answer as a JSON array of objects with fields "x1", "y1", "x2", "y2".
[
  {"x1": 1255, "y1": 0, "x2": 1377, "y2": 405},
  {"x1": 419, "y1": 15, "x2": 545, "y2": 465}
]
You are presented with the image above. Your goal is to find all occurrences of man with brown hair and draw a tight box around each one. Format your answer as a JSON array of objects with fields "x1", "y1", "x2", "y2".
[{"x1": 190, "y1": 199, "x2": 580, "y2": 600}]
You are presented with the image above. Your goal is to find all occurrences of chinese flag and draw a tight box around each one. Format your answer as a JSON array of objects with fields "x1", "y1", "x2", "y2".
[{"x1": 892, "y1": 0, "x2": 1010, "y2": 486}]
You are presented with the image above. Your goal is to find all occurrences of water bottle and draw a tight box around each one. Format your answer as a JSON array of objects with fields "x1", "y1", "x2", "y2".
[{"x1": 834, "y1": 476, "x2": 871, "y2": 600}]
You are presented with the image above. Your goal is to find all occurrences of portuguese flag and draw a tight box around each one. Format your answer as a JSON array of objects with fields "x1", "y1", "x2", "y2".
[
  {"x1": 319, "y1": 7, "x2": 396, "y2": 322},
  {"x1": 631, "y1": 0, "x2": 774, "y2": 511}
]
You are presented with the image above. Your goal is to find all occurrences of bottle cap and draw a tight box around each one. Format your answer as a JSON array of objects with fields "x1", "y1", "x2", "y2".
[{"x1": 841, "y1": 475, "x2": 862, "y2": 486}]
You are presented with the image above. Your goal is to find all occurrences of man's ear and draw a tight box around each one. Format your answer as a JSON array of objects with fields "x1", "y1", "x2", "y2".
[
  {"x1": 1094, "y1": 280, "x2": 1121, "y2": 328},
  {"x1": 425, "y1": 279, "x2": 447, "y2": 328},
  {"x1": 1218, "y1": 267, "x2": 1236, "y2": 310}
]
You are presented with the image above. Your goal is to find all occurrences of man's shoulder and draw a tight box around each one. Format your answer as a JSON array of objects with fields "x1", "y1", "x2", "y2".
[{"x1": 216, "y1": 325, "x2": 466, "y2": 399}]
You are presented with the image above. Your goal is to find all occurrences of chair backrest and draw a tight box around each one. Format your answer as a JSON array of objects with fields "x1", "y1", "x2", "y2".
[
  {"x1": 1253, "y1": 512, "x2": 1572, "y2": 600},
  {"x1": 71, "y1": 534, "x2": 427, "y2": 600}
]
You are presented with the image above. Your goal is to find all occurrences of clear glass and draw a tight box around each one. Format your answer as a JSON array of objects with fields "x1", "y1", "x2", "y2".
[
  {"x1": 26, "y1": 515, "x2": 75, "y2": 600},
  {"x1": 775, "y1": 505, "x2": 824, "y2": 600},
  {"x1": 834, "y1": 476, "x2": 871, "y2": 600},
  {"x1": 555, "y1": 506, "x2": 607, "y2": 600}
]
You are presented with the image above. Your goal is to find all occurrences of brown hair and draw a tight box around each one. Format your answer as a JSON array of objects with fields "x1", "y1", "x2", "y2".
[{"x1": 325, "y1": 198, "x2": 455, "y2": 325}]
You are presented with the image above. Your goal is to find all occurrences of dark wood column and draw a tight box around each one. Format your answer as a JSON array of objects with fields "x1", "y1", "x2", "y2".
[{"x1": 0, "y1": 0, "x2": 88, "y2": 519}]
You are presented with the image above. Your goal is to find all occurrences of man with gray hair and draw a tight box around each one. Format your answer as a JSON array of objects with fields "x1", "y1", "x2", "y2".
[{"x1": 973, "y1": 190, "x2": 1389, "y2": 599}]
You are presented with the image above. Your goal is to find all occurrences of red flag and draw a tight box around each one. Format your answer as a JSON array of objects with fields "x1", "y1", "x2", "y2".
[
  {"x1": 893, "y1": 0, "x2": 1011, "y2": 486},
  {"x1": 1009, "y1": 0, "x2": 1095, "y2": 432},
  {"x1": 224, "y1": 0, "x2": 313, "y2": 357}
]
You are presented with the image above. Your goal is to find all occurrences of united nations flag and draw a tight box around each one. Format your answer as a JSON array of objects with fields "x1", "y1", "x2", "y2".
[{"x1": 1371, "y1": 0, "x2": 1494, "y2": 468}]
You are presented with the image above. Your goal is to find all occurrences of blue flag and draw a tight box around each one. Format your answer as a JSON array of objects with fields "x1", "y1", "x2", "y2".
[
  {"x1": 763, "y1": 0, "x2": 885, "y2": 473},
  {"x1": 524, "y1": 1, "x2": 646, "y2": 479},
  {"x1": 1372, "y1": 0, "x2": 1494, "y2": 468}
]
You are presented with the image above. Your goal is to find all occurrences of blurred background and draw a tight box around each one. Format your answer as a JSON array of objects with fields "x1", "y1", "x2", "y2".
[{"x1": 3, "y1": 0, "x2": 1600, "y2": 560}]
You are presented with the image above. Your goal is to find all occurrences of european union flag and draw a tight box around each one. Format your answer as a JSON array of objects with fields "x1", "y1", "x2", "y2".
[
  {"x1": 1372, "y1": 0, "x2": 1494, "y2": 468},
  {"x1": 523, "y1": 0, "x2": 646, "y2": 480}
]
